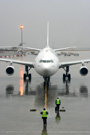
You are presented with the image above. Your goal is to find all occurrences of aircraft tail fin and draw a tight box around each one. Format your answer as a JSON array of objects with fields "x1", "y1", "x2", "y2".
[{"x1": 46, "y1": 21, "x2": 50, "y2": 48}]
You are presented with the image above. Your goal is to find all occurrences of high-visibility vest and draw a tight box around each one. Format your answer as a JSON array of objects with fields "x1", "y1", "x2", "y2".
[
  {"x1": 42, "y1": 110, "x2": 48, "y2": 117},
  {"x1": 56, "y1": 99, "x2": 60, "y2": 104}
]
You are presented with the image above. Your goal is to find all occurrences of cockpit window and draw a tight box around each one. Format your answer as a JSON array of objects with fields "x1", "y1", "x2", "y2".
[{"x1": 39, "y1": 60, "x2": 54, "y2": 63}]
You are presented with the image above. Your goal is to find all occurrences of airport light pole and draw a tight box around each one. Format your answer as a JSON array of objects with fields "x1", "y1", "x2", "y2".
[{"x1": 19, "y1": 25, "x2": 24, "y2": 46}]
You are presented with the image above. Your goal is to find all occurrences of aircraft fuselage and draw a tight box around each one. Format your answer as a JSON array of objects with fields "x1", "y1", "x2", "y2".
[{"x1": 34, "y1": 47, "x2": 59, "y2": 77}]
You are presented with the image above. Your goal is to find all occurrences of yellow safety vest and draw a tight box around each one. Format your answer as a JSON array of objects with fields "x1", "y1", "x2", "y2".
[
  {"x1": 56, "y1": 99, "x2": 60, "y2": 104},
  {"x1": 42, "y1": 110, "x2": 48, "y2": 117}
]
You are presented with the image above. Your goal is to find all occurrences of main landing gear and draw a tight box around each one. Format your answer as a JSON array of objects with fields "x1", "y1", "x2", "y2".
[
  {"x1": 63, "y1": 66, "x2": 71, "y2": 82},
  {"x1": 23, "y1": 66, "x2": 31, "y2": 81}
]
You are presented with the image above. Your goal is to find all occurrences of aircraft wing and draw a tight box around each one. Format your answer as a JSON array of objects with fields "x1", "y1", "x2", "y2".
[
  {"x1": 59, "y1": 59, "x2": 90, "y2": 68},
  {"x1": 0, "y1": 58, "x2": 34, "y2": 68},
  {"x1": 20, "y1": 46, "x2": 41, "y2": 55},
  {"x1": 0, "y1": 46, "x2": 18, "y2": 51},
  {"x1": 0, "y1": 46, "x2": 41, "y2": 51},
  {"x1": 0, "y1": 46, "x2": 41, "y2": 55},
  {"x1": 21, "y1": 47, "x2": 41, "y2": 52},
  {"x1": 54, "y1": 46, "x2": 76, "y2": 52}
]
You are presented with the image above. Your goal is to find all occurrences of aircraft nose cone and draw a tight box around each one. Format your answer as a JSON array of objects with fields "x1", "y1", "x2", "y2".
[
  {"x1": 43, "y1": 66, "x2": 52, "y2": 76},
  {"x1": 44, "y1": 68, "x2": 49, "y2": 74}
]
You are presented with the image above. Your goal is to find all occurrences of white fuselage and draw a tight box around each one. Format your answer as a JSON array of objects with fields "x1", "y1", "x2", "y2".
[{"x1": 34, "y1": 47, "x2": 59, "y2": 77}]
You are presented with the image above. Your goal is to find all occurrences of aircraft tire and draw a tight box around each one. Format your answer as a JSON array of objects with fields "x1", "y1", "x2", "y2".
[
  {"x1": 63, "y1": 74, "x2": 66, "y2": 82},
  {"x1": 68, "y1": 74, "x2": 71, "y2": 81},
  {"x1": 28, "y1": 74, "x2": 31, "y2": 81},
  {"x1": 24, "y1": 73, "x2": 27, "y2": 81}
]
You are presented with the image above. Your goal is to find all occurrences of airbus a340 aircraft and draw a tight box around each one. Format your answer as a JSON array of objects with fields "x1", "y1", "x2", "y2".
[{"x1": 0, "y1": 23, "x2": 90, "y2": 84}]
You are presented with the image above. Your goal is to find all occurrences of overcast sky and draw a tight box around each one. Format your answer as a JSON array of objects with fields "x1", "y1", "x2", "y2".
[{"x1": 0, "y1": 0, "x2": 90, "y2": 48}]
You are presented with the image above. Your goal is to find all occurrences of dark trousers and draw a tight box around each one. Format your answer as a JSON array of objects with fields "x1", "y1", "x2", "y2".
[
  {"x1": 42, "y1": 117, "x2": 47, "y2": 125},
  {"x1": 56, "y1": 104, "x2": 60, "y2": 111}
]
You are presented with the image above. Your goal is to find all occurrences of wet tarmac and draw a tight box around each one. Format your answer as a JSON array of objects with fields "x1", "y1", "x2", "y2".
[{"x1": 0, "y1": 52, "x2": 90, "y2": 135}]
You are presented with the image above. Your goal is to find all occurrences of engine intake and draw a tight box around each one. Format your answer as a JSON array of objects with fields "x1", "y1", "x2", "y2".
[
  {"x1": 6, "y1": 66, "x2": 14, "y2": 75},
  {"x1": 80, "y1": 66, "x2": 88, "y2": 76}
]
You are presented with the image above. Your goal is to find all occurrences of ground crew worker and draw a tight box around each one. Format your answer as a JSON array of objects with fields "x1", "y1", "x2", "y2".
[
  {"x1": 40, "y1": 108, "x2": 49, "y2": 125},
  {"x1": 55, "y1": 97, "x2": 61, "y2": 111}
]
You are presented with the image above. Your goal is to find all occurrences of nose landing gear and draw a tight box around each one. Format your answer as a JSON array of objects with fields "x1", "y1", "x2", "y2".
[{"x1": 43, "y1": 77, "x2": 50, "y2": 88}]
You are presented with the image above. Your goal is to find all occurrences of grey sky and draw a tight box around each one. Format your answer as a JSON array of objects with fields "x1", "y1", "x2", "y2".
[{"x1": 0, "y1": 0, "x2": 90, "y2": 48}]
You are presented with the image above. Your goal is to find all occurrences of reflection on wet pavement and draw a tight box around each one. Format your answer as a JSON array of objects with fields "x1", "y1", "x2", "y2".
[
  {"x1": 19, "y1": 66, "x2": 24, "y2": 96},
  {"x1": 80, "y1": 85, "x2": 88, "y2": 97},
  {"x1": 6, "y1": 85, "x2": 14, "y2": 95},
  {"x1": 5, "y1": 76, "x2": 89, "y2": 99},
  {"x1": 2, "y1": 71, "x2": 90, "y2": 135},
  {"x1": 41, "y1": 125, "x2": 48, "y2": 135},
  {"x1": 55, "y1": 110, "x2": 61, "y2": 124}
]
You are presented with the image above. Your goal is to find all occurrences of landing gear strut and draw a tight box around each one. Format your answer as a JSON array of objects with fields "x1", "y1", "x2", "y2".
[
  {"x1": 43, "y1": 77, "x2": 50, "y2": 88},
  {"x1": 23, "y1": 66, "x2": 31, "y2": 81},
  {"x1": 63, "y1": 66, "x2": 71, "y2": 82}
]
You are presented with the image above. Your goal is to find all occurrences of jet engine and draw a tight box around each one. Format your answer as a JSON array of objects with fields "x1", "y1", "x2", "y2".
[
  {"x1": 80, "y1": 66, "x2": 88, "y2": 76},
  {"x1": 6, "y1": 66, "x2": 14, "y2": 75}
]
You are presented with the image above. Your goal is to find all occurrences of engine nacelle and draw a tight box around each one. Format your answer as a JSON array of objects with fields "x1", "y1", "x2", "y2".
[
  {"x1": 6, "y1": 66, "x2": 14, "y2": 75},
  {"x1": 80, "y1": 66, "x2": 88, "y2": 76}
]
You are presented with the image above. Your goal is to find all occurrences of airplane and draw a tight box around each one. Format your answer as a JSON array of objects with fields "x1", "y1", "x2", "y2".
[{"x1": 0, "y1": 22, "x2": 90, "y2": 84}]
